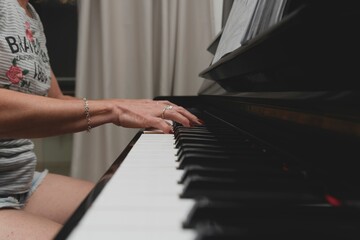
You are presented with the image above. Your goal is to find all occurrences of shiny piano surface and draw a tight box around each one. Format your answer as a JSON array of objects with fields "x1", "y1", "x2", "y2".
[{"x1": 55, "y1": 1, "x2": 360, "y2": 239}]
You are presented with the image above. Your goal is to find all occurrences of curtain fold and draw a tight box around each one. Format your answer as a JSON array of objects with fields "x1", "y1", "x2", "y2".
[{"x1": 71, "y1": 0, "x2": 214, "y2": 182}]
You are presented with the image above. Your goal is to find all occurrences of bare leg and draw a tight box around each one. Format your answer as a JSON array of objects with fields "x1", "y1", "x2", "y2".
[
  {"x1": 24, "y1": 173, "x2": 94, "y2": 224},
  {"x1": 0, "y1": 209, "x2": 61, "y2": 240}
]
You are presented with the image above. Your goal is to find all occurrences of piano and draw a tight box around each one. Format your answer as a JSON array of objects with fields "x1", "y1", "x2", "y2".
[{"x1": 55, "y1": 0, "x2": 360, "y2": 239}]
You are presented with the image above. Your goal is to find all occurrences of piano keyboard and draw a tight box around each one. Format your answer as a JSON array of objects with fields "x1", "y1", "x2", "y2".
[
  {"x1": 64, "y1": 119, "x2": 360, "y2": 240},
  {"x1": 66, "y1": 133, "x2": 196, "y2": 240}
]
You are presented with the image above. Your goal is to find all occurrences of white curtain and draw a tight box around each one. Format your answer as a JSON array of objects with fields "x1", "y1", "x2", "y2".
[{"x1": 71, "y1": 0, "x2": 215, "y2": 182}]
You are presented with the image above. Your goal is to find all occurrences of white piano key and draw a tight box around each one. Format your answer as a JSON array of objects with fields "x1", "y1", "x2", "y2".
[
  {"x1": 67, "y1": 133, "x2": 196, "y2": 240},
  {"x1": 68, "y1": 228, "x2": 195, "y2": 240}
]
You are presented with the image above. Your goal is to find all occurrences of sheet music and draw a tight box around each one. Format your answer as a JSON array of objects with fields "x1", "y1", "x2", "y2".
[
  {"x1": 244, "y1": 0, "x2": 288, "y2": 42},
  {"x1": 212, "y1": 0, "x2": 288, "y2": 65},
  {"x1": 212, "y1": 0, "x2": 259, "y2": 64}
]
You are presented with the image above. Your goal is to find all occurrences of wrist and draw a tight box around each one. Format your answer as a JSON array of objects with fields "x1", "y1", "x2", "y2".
[
  {"x1": 84, "y1": 99, "x2": 116, "y2": 129},
  {"x1": 82, "y1": 98, "x2": 91, "y2": 132},
  {"x1": 108, "y1": 100, "x2": 124, "y2": 126}
]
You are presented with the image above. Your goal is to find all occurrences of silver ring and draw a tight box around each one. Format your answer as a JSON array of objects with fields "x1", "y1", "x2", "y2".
[{"x1": 161, "y1": 105, "x2": 173, "y2": 119}]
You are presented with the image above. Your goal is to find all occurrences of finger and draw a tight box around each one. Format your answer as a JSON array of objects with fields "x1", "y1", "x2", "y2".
[
  {"x1": 174, "y1": 106, "x2": 203, "y2": 125},
  {"x1": 161, "y1": 107, "x2": 192, "y2": 127},
  {"x1": 156, "y1": 101, "x2": 203, "y2": 126},
  {"x1": 154, "y1": 100, "x2": 176, "y2": 106},
  {"x1": 149, "y1": 117, "x2": 173, "y2": 134}
]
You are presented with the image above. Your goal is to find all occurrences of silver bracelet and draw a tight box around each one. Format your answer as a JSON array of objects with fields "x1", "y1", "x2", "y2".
[{"x1": 83, "y1": 97, "x2": 92, "y2": 133}]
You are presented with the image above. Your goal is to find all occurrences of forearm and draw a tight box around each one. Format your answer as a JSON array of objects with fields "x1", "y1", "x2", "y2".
[{"x1": 0, "y1": 88, "x2": 115, "y2": 138}]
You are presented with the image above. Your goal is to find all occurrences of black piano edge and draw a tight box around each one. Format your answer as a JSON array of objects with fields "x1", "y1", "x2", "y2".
[
  {"x1": 54, "y1": 131, "x2": 143, "y2": 240},
  {"x1": 157, "y1": 94, "x2": 360, "y2": 138}
]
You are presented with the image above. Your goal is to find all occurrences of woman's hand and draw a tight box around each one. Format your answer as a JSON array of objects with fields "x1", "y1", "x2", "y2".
[
  {"x1": 110, "y1": 99, "x2": 202, "y2": 133},
  {"x1": 0, "y1": 87, "x2": 202, "y2": 138}
]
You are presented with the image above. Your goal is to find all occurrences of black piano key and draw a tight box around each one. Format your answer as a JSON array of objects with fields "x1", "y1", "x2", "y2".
[
  {"x1": 174, "y1": 133, "x2": 243, "y2": 147},
  {"x1": 177, "y1": 152, "x2": 280, "y2": 170},
  {"x1": 179, "y1": 175, "x2": 317, "y2": 201},
  {"x1": 176, "y1": 146, "x2": 260, "y2": 159},
  {"x1": 175, "y1": 136, "x2": 251, "y2": 149},
  {"x1": 175, "y1": 143, "x2": 258, "y2": 157},
  {"x1": 178, "y1": 166, "x2": 247, "y2": 184},
  {"x1": 178, "y1": 164, "x2": 305, "y2": 184},
  {"x1": 178, "y1": 164, "x2": 298, "y2": 182},
  {"x1": 177, "y1": 150, "x2": 268, "y2": 162},
  {"x1": 174, "y1": 133, "x2": 240, "y2": 144},
  {"x1": 194, "y1": 221, "x2": 360, "y2": 240},
  {"x1": 183, "y1": 199, "x2": 360, "y2": 229},
  {"x1": 174, "y1": 126, "x2": 233, "y2": 136}
]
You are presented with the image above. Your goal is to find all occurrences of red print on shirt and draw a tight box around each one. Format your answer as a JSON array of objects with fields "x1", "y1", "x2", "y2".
[
  {"x1": 25, "y1": 21, "x2": 34, "y2": 42},
  {"x1": 6, "y1": 58, "x2": 29, "y2": 85}
]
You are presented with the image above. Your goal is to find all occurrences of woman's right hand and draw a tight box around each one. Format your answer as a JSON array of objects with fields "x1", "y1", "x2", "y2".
[{"x1": 107, "y1": 99, "x2": 202, "y2": 133}]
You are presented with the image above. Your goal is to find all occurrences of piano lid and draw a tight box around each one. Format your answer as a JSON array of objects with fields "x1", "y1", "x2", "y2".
[{"x1": 198, "y1": 0, "x2": 359, "y2": 93}]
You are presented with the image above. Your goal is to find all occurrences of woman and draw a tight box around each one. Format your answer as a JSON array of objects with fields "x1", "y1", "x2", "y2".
[{"x1": 0, "y1": 0, "x2": 202, "y2": 239}]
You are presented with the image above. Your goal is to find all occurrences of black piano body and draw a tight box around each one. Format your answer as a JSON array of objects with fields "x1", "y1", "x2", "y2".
[{"x1": 56, "y1": 0, "x2": 360, "y2": 239}]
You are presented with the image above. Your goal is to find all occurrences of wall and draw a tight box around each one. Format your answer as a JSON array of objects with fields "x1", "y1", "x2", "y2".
[{"x1": 33, "y1": 135, "x2": 73, "y2": 175}]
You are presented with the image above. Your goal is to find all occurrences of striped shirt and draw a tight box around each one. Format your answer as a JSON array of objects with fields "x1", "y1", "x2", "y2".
[{"x1": 0, "y1": 0, "x2": 51, "y2": 195}]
